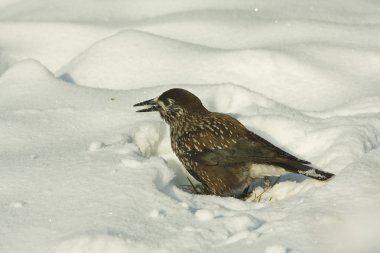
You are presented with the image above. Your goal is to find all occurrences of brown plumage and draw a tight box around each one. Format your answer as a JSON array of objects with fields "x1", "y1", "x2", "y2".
[{"x1": 134, "y1": 88, "x2": 334, "y2": 197}]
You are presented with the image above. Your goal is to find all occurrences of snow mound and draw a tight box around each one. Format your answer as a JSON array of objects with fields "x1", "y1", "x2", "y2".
[
  {"x1": 0, "y1": 22, "x2": 114, "y2": 72},
  {"x1": 57, "y1": 30, "x2": 378, "y2": 110},
  {"x1": 55, "y1": 233, "x2": 168, "y2": 253},
  {"x1": 1, "y1": 59, "x2": 54, "y2": 81},
  {"x1": 1, "y1": 1, "x2": 380, "y2": 253},
  {"x1": 57, "y1": 30, "x2": 227, "y2": 89},
  {"x1": 0, "y1": 59, "x2": 61, "y2": 110},
  {"x1": 56, "y1": 30, "x2": 380, "y2": 110}
]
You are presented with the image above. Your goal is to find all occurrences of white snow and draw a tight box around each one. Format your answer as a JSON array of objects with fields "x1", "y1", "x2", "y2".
[
  {"x1": 1, "y1": 0, "x2": 380, "y2": 253},
  {"x1": 265, "y1": 245, "x2": 287, "y2": 253}
]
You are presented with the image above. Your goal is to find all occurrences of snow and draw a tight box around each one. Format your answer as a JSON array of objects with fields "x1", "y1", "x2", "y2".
[
  {"x1": 1, "y1": 0, "x2": 380, "y2": 253},
  {"x1": 265, "y1": 245, "x2": 287, "y2": 253}
]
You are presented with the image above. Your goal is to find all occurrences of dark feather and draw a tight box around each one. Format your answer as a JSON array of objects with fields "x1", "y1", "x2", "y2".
[
  {"x1": 247, "y1": 132, "x2": 311, "y2": 164},
  {"x1": 189, "y1": 136, "x2": 334, "y2": 181},
  {"x1": 272, "y1": 162, "x2": 334, "y2": 181},
  {"x1": 189, "y1": 137, "x2": 309, "y2": 167}
]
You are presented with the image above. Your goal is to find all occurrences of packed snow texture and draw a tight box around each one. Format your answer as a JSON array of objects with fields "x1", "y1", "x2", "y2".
[{"x1": 1, "y1": 1, "x2": 380, "y2": 253}]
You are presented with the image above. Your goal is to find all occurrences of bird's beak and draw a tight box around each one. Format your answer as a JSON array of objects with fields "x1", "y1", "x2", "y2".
[{"x1": 133, "y1": 98, "x2": 160, "y2": 112}]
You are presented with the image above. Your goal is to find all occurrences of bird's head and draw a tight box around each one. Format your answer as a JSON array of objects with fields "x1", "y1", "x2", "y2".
[{"x1": 134, "y1": 88, "x2": 208, "y2": 124}]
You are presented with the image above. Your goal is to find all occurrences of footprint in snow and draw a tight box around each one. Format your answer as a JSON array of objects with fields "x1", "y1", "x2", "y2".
[{"x1": 193, "y1": 208, "x2": 262, "y2": 246}]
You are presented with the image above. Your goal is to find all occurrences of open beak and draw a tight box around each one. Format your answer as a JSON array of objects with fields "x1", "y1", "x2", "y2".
[{"x1": 133, "y1": 98, "x2": 160, "y2": 112}]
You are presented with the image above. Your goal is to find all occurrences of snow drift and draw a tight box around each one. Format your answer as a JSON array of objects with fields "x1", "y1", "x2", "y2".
[{"x1": 1, "y1": 0, "x2": 380, "y2": 253}]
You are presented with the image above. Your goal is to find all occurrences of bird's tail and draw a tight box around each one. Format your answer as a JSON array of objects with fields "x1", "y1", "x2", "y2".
[{"x1": 274, "y1": 162, "x2": 335, "y2": 181}]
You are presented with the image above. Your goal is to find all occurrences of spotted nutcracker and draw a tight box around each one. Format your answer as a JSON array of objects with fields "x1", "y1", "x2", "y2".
[{"x1": 134, "y1": 88, "x2": 334, "y2": 197}]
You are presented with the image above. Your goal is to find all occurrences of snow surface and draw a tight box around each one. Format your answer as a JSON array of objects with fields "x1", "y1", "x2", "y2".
[{"x1": 1, "y1": 1, "x2": 380, "y2": 253}]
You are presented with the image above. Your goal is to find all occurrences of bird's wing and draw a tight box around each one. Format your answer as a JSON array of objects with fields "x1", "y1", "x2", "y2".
[
  {"x1": 188, "y1": 135, "x2": 335, "y2": 181},
  {"x1": 246, "y1": 131, "x2": 311, "y2": 164},
  {"x1": 181, "y1": 113, "x2": 309, "y2": 167},
  {"x1": 189, "y1": 134, "x2": 310, "y2": 167}
]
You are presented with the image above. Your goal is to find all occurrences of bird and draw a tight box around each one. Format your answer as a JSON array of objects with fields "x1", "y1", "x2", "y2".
[{"x1": 134, "y1": 88, "x2": 334, "y2": 198}]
